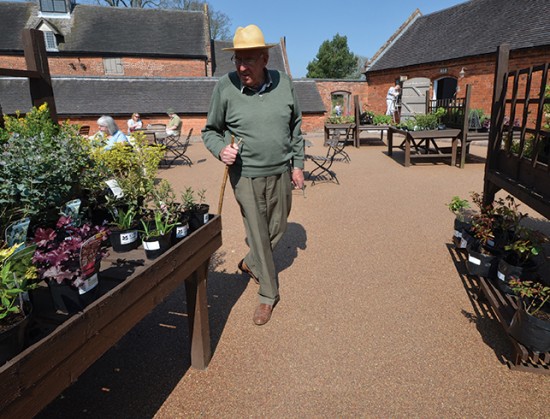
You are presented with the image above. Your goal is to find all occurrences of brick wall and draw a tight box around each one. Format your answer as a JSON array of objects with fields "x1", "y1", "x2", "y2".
[
  {"x1": 0, "y1": 54, "x2": 207, "y2": 77},
  {"x1": 366, "y1": 46, "x2": 550, "y2": 118}
]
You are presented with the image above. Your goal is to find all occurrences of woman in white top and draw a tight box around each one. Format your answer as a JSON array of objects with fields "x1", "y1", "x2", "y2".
[{"x1": 127, "y1": 113, "x2": 143, "y2": 133}]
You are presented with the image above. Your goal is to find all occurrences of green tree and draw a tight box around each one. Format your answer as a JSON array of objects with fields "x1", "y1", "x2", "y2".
[
  {"x1": 93, "y1": 0, "x2": 231, "y2": 39},
  {"x1": 306, "y1": 34, "x2": 358, "y2": 79}
]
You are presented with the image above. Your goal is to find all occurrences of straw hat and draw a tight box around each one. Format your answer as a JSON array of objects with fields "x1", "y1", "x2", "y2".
[{"x1": 222, "y1": 24, "x2": 278, "y2": 51}]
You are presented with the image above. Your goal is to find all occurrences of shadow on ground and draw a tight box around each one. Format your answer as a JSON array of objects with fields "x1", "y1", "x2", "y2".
[
  {"x1": 36, "y1": 223, "x2": 307, "y2": 418},
  {"x1": 446, "y1": 243, "x2": 515, "y2": 367}
]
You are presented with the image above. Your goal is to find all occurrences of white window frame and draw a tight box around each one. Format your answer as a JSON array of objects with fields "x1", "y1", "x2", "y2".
[{"x1": 43, "y1": 31, "x2": 58, "y2": 52}]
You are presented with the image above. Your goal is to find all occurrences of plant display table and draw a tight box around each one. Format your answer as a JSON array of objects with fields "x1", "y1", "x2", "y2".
[
  {"x1": 387, "y1": 127, "x2": 462, "y2": 167},
  {"x1": 0, "y1": 215, "x2": 222, "y2": 418}
]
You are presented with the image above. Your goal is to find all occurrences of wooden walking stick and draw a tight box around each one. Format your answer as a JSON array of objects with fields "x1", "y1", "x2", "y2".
[{"x1": 217, "y1": 135, "x2": 235, "y2": 214}]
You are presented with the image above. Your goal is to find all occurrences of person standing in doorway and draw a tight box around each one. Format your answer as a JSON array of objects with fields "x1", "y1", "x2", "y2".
[
  {"x1": 386, "y1": 83, "x2": 401, "y2": 119},
  {"x1": 202, "y1": 24, "x2": 305, "y2": 326}
]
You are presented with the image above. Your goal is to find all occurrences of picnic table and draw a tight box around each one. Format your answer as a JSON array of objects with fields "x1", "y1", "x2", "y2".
[
  {"x1": 387, "y1": 126, "x2": 462, "y2": 167},
  {"x1": 0, "y1": 215, "x2": 222, "y2": 418}
]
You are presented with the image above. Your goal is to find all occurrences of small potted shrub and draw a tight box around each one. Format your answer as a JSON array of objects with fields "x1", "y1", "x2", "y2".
[
  {"x1": 0, "y1": 243, "x2": 38, "y2": 364},
  {"x1": 32, "y1": 216, "x2": 110, "y2": 314},
  {"x1": 508, "y1": 277, "x2": 550, "y2": 352},
  {"x1": 496, "y1": 226, "x2": 547, "y2": 294},
  {"x1": 182, "y1": 187, "x2": 210, "y2": 232},
  {"x1": 447, "y1": 195, "x2": 476, "y2": 249},
  {"x1": 140, "y1": 210, "x2": 177, "y2": 260}
]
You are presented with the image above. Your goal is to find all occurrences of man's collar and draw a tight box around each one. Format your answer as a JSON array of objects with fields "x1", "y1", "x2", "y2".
[{"x1": 240, "y1": 69, "x2": 273, "y2": 94}]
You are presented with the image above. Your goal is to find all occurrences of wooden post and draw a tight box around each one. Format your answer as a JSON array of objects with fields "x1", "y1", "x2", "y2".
[
  {"x1": 483, "y1": 43, "x2": 510, "y2": 207},
  {"x1": 22, "y1": 29, "x2": 58, "y2": 123}
]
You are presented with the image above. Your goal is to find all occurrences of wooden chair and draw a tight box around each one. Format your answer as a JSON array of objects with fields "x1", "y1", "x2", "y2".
[{"x1": 161, "y1": 128, "x2": 193, "y2": 167}]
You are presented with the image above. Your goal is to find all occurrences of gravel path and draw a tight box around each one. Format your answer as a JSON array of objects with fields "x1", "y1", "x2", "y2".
[{"x1": 37, "y1": 133, "x2": 549, "y2": 418}]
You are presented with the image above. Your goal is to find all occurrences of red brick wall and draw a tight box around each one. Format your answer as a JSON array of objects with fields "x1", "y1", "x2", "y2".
[
  {"x1": 366, "y1": 46, "x2": 550, "y2": 118},
  {"x1": 0, "y1": 54, "x2": 206, "y2": 77}
]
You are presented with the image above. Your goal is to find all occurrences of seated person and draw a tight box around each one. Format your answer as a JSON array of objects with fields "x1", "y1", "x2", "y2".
[
  {"x1": 96, "y1": 115, "x2": 129, "y2": 150},
  {"x1": 166, "y1": 108, "x2": 182, "y2": 136},
  {"x1": 127, "y1": 113, "x2": 143, "y2": 133}
]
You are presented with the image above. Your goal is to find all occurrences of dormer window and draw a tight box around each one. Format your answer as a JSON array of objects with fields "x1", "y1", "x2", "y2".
[
  {"x1": 40, "y1": 0, "x2": 67, "y2": 13},
  {"x1": 43, "y1": 31, "x2": 58, "y2": 52}
]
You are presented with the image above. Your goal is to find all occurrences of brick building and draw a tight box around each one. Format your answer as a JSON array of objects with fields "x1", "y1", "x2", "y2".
[{"x1": 365, "y1": 0, "x2": 550, "y2": 121}]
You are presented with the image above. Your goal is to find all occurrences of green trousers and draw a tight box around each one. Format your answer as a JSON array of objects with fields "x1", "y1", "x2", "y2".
[{"x1": 231, "y1": 170, "x2": 292, "y2": 305}]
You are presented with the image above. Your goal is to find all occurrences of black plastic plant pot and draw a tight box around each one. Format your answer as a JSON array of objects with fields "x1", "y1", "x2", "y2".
[
  {"x1": 142, "y1": 232, "x2": 172, "y2": 260},
  {"x1": 189, "y1": 205, "x2": 210, "y2": 232},
  {"x1": 171, "y1": 221, "x2": 190, "y2": 245},
  {"x1": 495, "y1": 258, "x2": 537, "y2": 295},
  {"x1": 110, "y1": 228, "x2": 140, "y2": 252},
  {"x1": 0, "y1": 306, "x2": 31, "y2": 365},
  {"x1": 509, "y1": 305, "x2": 550, "y2": 353},
  {"x1": 466, "y1": 245, "x2": 499, "y2": 278},
  {"x1": 48, "y1": 277, "x2": 100, "y2": 315}
]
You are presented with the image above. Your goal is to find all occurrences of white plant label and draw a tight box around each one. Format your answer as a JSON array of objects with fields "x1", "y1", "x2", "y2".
[
  {"x1": 105, "y1": 179, "x2": 124, "y2": 198},
  {"x1": 203, "y1": 214, "x2": 209, "y2": 224},
  {"x1": 143, "y1": 240, "x2": 160, "y2": 250},
  {"x1": 468, "y1": 255, "x2": 481, "y2": 265},
  {"x1": 454, "y1": 229, "x2": 462, "y2": 238},
  {"x1": 176, "y1": 224, "x2": 189, "y2": 238},
  {"x1": 79, "y1": 273, "x2": 99, "y2": 295},
  {"x1": 120, "y1": 230, "x2": 138, "y2": 245},
  {"x1": 497, "y1": 271, "x2": 505, "y2": 281}
]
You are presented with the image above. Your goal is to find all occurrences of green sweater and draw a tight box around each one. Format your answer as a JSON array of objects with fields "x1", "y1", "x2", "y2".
[{"x1": 202, "y1": 70, "x2": 304, "y2": 178}]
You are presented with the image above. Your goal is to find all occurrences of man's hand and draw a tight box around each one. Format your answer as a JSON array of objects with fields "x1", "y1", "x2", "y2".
[
  {"x1": 219, "y1": 143, "x2": 239, "y2": 165},
  {"x1": 291, "y1": 168, "x2": 304, "y2": 190}
]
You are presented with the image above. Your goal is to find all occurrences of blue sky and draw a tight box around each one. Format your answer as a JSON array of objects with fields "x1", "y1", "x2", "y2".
[{"x1": 207, "y1": 0, "x2": 467, "y2": 78}]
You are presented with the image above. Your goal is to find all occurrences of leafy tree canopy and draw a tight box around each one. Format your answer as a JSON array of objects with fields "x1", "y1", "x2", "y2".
[
  {"x1": 306, "y1": 34, "x2": 358, "y2": 79},
  {"x1": 93, "y1": 0, "x2": 231, "y2": 39}
]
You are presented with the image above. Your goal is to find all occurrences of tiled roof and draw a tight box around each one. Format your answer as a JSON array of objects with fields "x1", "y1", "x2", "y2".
[
  {"x1": 0, "y1": 76, "x2": 326, "y2": 115},
  {"x1": 368, "y1": 0, "x2": 550, "y2": 72},
  {"x1": 0, "y1": 2, "x2": 33, "y2": 51},
  {"x1": 212, "y1": 40, "x2": 286, "y2": 76},
  {"x1": 0, "y1": 2, "x2": 208, "y2": 57}
]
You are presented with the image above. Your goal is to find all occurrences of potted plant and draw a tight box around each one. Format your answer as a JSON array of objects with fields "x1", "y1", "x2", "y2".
[
  {"x1": 496, "y1": 226, "x2": 547, "y2": 294},
  {"x1": 108, "y1": 202, "x2": 140, "y2": 252},
  {"x1": 32, "y1": 216, "x2": 110, "y2": 314},
  {"x1": 508, "y1": 277, "x2": 550, "y2": 352},
  {"x1": 0, "y1": 243, "x2": 38, "y2": 364},
  {"x1": 140, "y1": 210, "x2": 177, "y2": 260},
  {"x1": 0, "y1": 104, "x2": 91, "y2": 232},
  {"x1": 447, "y1": 195, "x2": 476, "y2": 249},
  {"x1": 182, "y1": 187, "x2": 210, "y2": 232}
]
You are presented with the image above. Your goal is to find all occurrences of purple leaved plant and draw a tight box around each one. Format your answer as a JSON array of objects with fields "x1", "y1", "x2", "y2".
[{"x1": 33, "y1": 216, "x2": 109, "y2": 287}]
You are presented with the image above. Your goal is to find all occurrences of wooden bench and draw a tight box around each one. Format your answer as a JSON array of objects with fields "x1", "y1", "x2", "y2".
[{"x1": 0, "y1": 215, "x2": 222, "y2": 418}]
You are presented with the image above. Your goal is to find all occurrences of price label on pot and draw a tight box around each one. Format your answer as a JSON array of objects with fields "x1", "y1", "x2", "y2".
[
  {"x1": 143, "y1": 240, "x2": 160, "y2": 250},
  {"x1": 79, "y1": 273, "x2": 99, "y2": 295},
  {"x1": 468, "y1": 255, "x2": 481, "y2": 265},
  {"x1": 453, "y1": 229, "x2": 462, "y2": 238},
  {"x1": 105, "y1": 179, "x2": 124, "y2": 198},
  {"x1": 121, "y1": 230, "x2": 138, "y2": 245},
  {"x1": 203, "y1": 214, "x2": 209, "y2": 224},
  {"x1": 459, "y1": 237, "x2": 468, "y2": 248},
  {"x1": 497, "y1": 271, "x2": 506, "y2": 281},
  {"x1": 176, "y1": 224, "x2": 189, "y2": 238}
]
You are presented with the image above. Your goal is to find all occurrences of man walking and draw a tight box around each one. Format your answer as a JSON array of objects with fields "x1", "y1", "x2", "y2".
[{"x1": 202, "y1": 24, "x2": 305, "y2": 326}]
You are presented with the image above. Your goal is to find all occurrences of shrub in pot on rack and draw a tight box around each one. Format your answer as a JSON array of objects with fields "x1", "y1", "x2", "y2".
[
  {"x1": 140, "y1": 209, "x2": 177, "y2": 260},
  {"x1": 152, "y1": 180, "x2": 190, "y2": 244},
  {"x1": 508, "y1": 277, "x2": 550, "y2": 352},
  {"x1": 447, "y1": 195, "x2": 477, "y2": 249},
  {"x1": 107, "y1": 199, "x2": 140, "y2": 253},
  {"x1": 496, "y1": 226, "x2": 547, "y2": 295},
  {"x1": 0, "y1": 243, "x2": 38, "y2": 364},
  {"x1": 32, "y1": 216, "x2": 110, "y2": 314},
  {"x1": 465, "y1": 193, "x2": 523, "y2": 278},
  {"x1": 0, "y1": 104, "x2": 91, "y2": 232}
]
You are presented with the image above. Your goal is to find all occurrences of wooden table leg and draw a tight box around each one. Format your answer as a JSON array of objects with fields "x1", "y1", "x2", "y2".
[
  {"x1": 460, "y1": 134, "x2": 467, "y2": 168},
  {"x1": 405, "y1": 134, "x2": 411, "y2": 167},
  {"x1": 185, "y1": 259, "x2": 211, "y2": 370},
  {"x1": 452, "y1": 136, "x2": 458, "y2": 167}
]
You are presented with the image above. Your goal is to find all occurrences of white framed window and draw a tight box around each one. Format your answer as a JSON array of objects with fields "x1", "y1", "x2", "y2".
[
  {"x1": 40, "y1": 0, "x2": 67, "y2": 13},
  {"x1": 103, "y1": 58, "x2": 124, "y2": 75},
  {"x1": 43, "y1": 31, "x2": 58, "y2": 52}
]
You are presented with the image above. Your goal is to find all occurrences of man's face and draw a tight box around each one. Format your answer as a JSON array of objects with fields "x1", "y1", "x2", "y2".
[{"x1": 233, "y1": 49, "x2": 268, "y2": 89}]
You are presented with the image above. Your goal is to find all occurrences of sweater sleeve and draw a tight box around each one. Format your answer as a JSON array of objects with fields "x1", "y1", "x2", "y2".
[
  {"x1": 289, "y1": 79, "x2": 305, "y2": 169},
  {"x1": 202, "y1": 80, "x2": 227, "y2": 160}
]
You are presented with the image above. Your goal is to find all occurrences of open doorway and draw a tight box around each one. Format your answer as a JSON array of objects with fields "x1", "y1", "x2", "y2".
[
  {"x1": 434, "y1": 77, "x2": 457, "y2": 100},
  {"x1": 331, "y1": 91, "x2": 351, "y2": 116}
]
